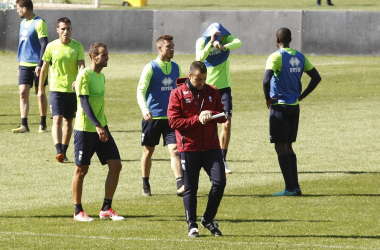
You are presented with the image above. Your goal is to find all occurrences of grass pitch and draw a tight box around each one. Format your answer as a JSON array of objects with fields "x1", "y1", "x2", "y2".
[{"x1": 1, "y1": 51, "x2": 380, "y2": 249}]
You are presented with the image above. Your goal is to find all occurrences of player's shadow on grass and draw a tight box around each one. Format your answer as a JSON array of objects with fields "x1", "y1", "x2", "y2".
[
  {"x1": 220, "y1": 218, "x2": 331, "y2": 223},
  {"x1": 256, "y1": 234, "x2": 380, "y2": 239},
  {"x1": 223, "y1": 193, "x2": 380, "y2": 197},
  {"x1": 261, "y1": 171, "x2": 380, "y2": 175}
]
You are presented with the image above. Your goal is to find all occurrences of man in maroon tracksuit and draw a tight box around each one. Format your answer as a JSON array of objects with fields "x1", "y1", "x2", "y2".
[{"x1": 168, "y1": 61, "x2": 227, "y2": 237}]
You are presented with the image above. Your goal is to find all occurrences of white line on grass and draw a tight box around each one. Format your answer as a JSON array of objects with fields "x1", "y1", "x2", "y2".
[{"x1": 0, "y1": 231, "x2": 377, "y2": 249}]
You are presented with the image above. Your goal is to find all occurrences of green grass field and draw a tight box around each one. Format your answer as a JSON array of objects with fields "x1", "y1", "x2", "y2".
[{"x1": 1, "y1": 51, "x2": 380, "y2": 249}]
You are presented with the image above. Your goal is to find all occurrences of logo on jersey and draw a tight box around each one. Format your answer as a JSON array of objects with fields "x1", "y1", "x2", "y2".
[
  {"x1": 209, "y1": 47, "x2": 222, "y2": 56},
  {"x1": 185, "y1": 98, "x2": 191, "y2": 103},
  {"x1": 181, "y1": 159, "x2": 186, "y2": 170},
  {"x1": 289, "y1": 57, "x2": 301, "y2": 73},
  {"x1": 161, "y1": 77, "x2": 174, "y2": 91},
  {"x1": 20, "y1": 29, "x2": 28, "y2": 41}
]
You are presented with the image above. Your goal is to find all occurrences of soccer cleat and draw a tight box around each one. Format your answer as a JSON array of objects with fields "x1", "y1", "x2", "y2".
[
  {"x1": 38, "y1": 125, "x2": 47, "y2": 133},
  {"x1": 295, "y1": 188, "x2": 302, "y2": 196},
  {"x1": 11, "y1": 125, "x2": 29, "y2": 133},
  {"x1": 188, "y1": 227, "x2": 199, "y2": 237},
  {"x1": 327, "y1": 2, "x2": 334, "y2": 6},
  {"x1": 224, "y1": 162, "x2": 232, "y2": 174},
  {"x1": 271, "y1": 189, "x2": 298, "y2": 196},
  {"x1": 56, "y1": 153, "x2": 65, "y2": 163},
  {"x1": 201, "y1": 217, "x2": 222, "y2": 236},
  {"x1": 142, "y1": 186, "x2": 152, "y2": 196},
  {"x1": 316, "y1": 0, "x2": 321, "y2": 5},
  {"x1": 74, "y1": 211, "x2": 94, "y2": 222},
  {"x1": 177, "y1": 185, "x2": 184, "y2": 197},
  {"x1": 99, "y1": 208, "x2": 125, "y2": 221},
  {"x1": 64, "y1": 156, "x2": 69, "y2": 162}
]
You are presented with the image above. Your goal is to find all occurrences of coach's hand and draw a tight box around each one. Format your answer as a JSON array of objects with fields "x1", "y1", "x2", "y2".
[
  {"x1": 96, "y1": 125, "x2": 109, "y2": 142},
  {"x1": 199, "y1": 110, "x2": 212, "y2": 124},
  {"x1": 143, "y1": 111, "x2": 153, "y2": 122},
  {"x1": 266, "y1": 98, "x2": 278, "y2": 109}
]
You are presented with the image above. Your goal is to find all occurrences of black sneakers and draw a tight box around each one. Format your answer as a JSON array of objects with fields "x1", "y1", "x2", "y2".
[{"x1": 200, "y1": 217, "x2": 222, "y2": 236}]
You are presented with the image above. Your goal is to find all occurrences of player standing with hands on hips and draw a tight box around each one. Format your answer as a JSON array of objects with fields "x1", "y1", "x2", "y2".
[
  {"x1": 196, "y1": 22, "x2": 242, "y2": 174},
  {"x1": 263, "y1": 27, "x2": 321, "y2": 196},
  {"x1": 12, "y1": 0, "x2": 48, "y2": 133},
  {"x1": 38, "y1": 17, "x2": 85, "y2": 162},
  {"x1": 168, "y1": 61, "x2": 227, "y2": 237},
  {"x1": 72, "y1": 42, "x2": 124, "y2": 222}
]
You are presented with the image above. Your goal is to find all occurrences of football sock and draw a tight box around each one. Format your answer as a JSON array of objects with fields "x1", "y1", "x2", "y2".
[
  {"x1": 62, "y1": 144, "x2": 69, "y2": 156},
  {"x1": 221, "y1": 149, "x2": 228, "y2": 161},
  {"x1": 289, "y1": 154, "x2": 299, "y2": 189},
  {"x1": 176, "y1": 177, "x2": 184, "y2": 189},
  {"x1": 40, "y1": 116, "x2": 46, "y2": 127},
  {"x1": 142, "y1": 177, "x2": 150, "y2": 189},
  {"x1": 55, "y1": 143, "x2": 63, "y2": 154},
  {"x1": 21, "y1": 118, "x2": 28, "y2": 127},
  {"x1": 278, "y1": 153, "x2": 294, "y2": 191},
  {"x1": 101, "y1": 199, "x2": 112, "y2": 211},
  {"x1": 74, "y1": 204, "x2": 83, "y2": 215}
]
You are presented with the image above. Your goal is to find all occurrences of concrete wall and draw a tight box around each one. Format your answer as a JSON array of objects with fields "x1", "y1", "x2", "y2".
[{"x1": 1, "y1": 9, "x2": 380, "y2": 55}]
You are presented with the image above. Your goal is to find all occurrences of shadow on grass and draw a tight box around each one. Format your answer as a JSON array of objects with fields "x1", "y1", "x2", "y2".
[
  {"x1": 223, "y1": 193, "x2": 380, "y2": 197},
  {"x1": 220, "y1": 218, "x2": 331, "y2": 223},
  {"x1": 256, "y1": 234, "x2": 380, "y2": 239},
  {"x1": 111, "y1": 130, "x2": 140, "y2": 133},
  {"x1": 246, "y1": 171, "x2": 380, "y2": 175}
]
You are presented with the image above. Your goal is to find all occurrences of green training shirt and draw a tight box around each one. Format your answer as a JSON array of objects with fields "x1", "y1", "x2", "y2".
[
  {"x1": 43, "y1": 39, "x2": 84, "y2": 93},
  {"x1": 19, "y1": 17, "x2": 48, "y2": 67},
  {"x1": 74, "y1": 67, "x2": 107, "y2": 132},
  {"x1": 137, "y1": 56, "x2": 181, "y2": 119},
  {"x1": 196, "y1": 35, "x2": 242, "y2": 89}
]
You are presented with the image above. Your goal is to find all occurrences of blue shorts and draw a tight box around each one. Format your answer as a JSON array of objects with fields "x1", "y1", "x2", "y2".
[
  {"x1": 180, "y1": 148, "x2": 226, "y2": 187},
  {"x1": 18, "y1": 66, "x2": 48, "y2": 87},
  {"x1": 49, "y1": 91, "x2": 77, "y2": 119},
  {"x1": 218, "y1": 87, "x2": 232, "y2": 116},
  {"x1": 269, "y1": 104, "x2": 300, "y2": 143},
  {"x1": 141, "y1": 119, "x2": 176, "y2": 147},
  {"x1": 74, "y1": 126, "x2": 120, "y2": 166}
]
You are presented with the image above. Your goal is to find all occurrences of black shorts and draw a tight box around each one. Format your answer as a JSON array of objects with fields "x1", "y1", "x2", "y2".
[
  {"x1": 218, "y1": 87, "x2": 232, "y2": 116},
  {"x1": 18, "y1": 66, "x2": 48, "y2": 87},
  {"x1": 49, "y1": 91, "x2": 77, "y2": 119},
  {"x1": 269, "y1": 104, "x2": 300, "y2": 143},
  {"x1": 141, "y1": 119, "x2": 176, "y2": 147},
  {"x1": 74, "y1": 126, "x2": 120, "y2": 166}
]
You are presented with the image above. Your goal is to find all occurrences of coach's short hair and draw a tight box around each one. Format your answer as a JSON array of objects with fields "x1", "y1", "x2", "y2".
[
  {"x1": 57, "y1": 17, "x2": 71, "y2": 27},
  {"x1": 89, "y1": 42, "x2": 107, "y2": 59},
  {"x1": 276, "y1": 27, "x2": 292, "y2": 44},
  {"x1": 189, "y1": 61, "x2": 207, "y2": 75},
  {"x1": 156, "y1": 35, "x2": 173, "y2": 48},
  {"x1": 16, "y1": 0, "x2": 33, "y2": 11}
]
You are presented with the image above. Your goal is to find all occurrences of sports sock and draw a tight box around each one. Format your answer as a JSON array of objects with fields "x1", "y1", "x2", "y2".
[
  {"x1": 221, "y1": 149, "x2": 228, "y2": 161},
  {"x1": 289, "y1": 154, "x2": 299, "y2": 189},
  {"x1": 40, "y1": 116, "x2": 46, "y2": 127},
  {"x1": 176, "y1": 177, "x2": 184, "y2": 189},
  {"x1": 62, "y1": 144, "x2": 69, "y2": 156},
  {"x1": 142, "y1": 177, "x2": 150, "y2": 189},
  {"x1": 74, "y1": 204, "x2": 83, "y2": 215},
  {"x1": 278, "y1": 153, "x2": 294, "y2": 191},
  {"x1": 21, "y1": 118, "x2": 28, "y2": 127},
  {"x1": 55, "y1": 143, "x2": 63, "y2": 154},
  {"x1": 101, "y1": 199, "x2": 112, "y2": 211}
]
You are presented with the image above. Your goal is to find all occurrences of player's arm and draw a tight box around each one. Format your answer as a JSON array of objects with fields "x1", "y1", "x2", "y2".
[
  {"x1": 298, "y1": 68, "x2": 321, "y2": 101},
  {"x1": 35, "y1": 19, "x2": 48, "y2": 77},
  {"x1": 137, "y1": 64, "x2": 153, "y2": 121},
  {"x1": 38, "y1": 60, "x2": 49, "y2": 101},
  {"x1": 196, "y1": 38, "x2": 213, "y2": 62},
  {"x1": 218, "y1": 35, "x2": 242, "y2": 51},
  {"x1": 263, "y1": 69, "x2": 276, "y2": 109}
]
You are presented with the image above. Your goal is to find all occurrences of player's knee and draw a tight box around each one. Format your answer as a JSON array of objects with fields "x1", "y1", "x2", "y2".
[
  {"x1": 74, "y1": 166, "x2": 88, "y2": 178},
  {"x1": 19, "y1": 91, "x2": 29, "y2": 100}
]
